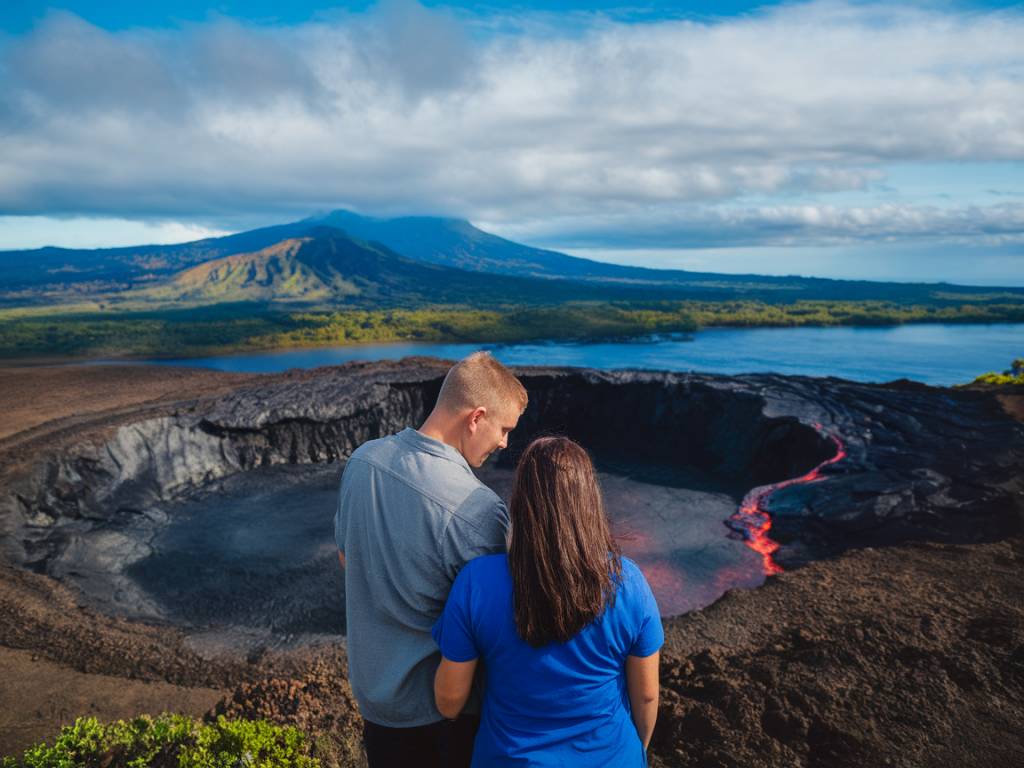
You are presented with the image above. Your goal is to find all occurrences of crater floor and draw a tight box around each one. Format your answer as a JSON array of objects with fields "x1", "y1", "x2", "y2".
[{"x1": 59, "y1": 460, "x2": 764, "y2": 652}]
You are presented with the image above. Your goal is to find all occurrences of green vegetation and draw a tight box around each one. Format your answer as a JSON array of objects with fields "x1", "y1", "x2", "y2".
[
  {"x1": 2, "y1": 714, "x2": 318, "y2": 768},
  {"x1": 1, "y1": 300, "x2": 1023, "y2": 361},
  {"x1": 262, "y1": 304, "x2": 698, "y2": 348},
  {"x1": 683, "y1": 300, "x2": 1024, "y2": 328},
  {"x1": 0, "y1": 303, "x2": 698, "y2": 359},
  {"x1": 971, "y1": 357, "x2": 1024, "y2": 386}
]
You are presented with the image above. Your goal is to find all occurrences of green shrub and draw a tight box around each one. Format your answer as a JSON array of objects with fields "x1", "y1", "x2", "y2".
[
  {"x1": 2, "y1": 715, "x2": 319, "y2": 768},
  {"x1": 970, "y1": 357, "x2": 1024, "y2": 386},
  {"x1": 972, "y1": 372, "x2": 1024, "y2": 386}
]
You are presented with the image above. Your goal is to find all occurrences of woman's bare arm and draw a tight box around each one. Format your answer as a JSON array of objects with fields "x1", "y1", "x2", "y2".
[
  {"x1": 434, "y1": 656, "x2": 479, "y2": 719},
  {"x1": 626, "y1": 651, "x2": 660, "y2": 749}
]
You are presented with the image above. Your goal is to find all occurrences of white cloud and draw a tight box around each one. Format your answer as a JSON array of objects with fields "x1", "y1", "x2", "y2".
[
  {"x1": 0, "y1": 216, "x2": 231, "y2": 249},
  {"x1": 0, "y1": 0, "x2": 1022, "y2": 249},
  {"x1": 488, "y1": 202, "x2": 1024, "y2": 248},
  {"x1": 564, "y1": 243, "x2": 1024, "y2": 286}
]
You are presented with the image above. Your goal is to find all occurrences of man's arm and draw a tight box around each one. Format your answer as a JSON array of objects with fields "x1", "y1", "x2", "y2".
[
  {"x1": 626, "y1": 651, "x2": 660, "y2": 750},
  {"x1": 434, "y1": 656, "x2": 478, "y2": 719},
  {"x1": 442, "y1": 492, "x2": 510, "y2": 579},
  {"x1": 337, "y1": 551, "x2": 345, "y2": 569}
]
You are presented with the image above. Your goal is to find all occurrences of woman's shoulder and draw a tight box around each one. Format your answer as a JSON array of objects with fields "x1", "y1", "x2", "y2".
[
  {"x1": 463, "y1": 552, "x2": 510, "y2": 580},
  {"x1": 615, "y1": 557, "x2": 656, "y2": 602},
  {"x1": 621, "y1": 555, "x2": 640, "y2": 571},
  {"x1": 455, "y1": 554, "x2": 512, "y2": 613},
  {"x1": 619, "y1": 556, "x2": 646, "y2": 583}
]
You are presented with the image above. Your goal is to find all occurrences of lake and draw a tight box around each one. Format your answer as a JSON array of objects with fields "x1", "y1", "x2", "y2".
[{"x1": 147, "y1": 323, "x2": 1022, "y2": 385}]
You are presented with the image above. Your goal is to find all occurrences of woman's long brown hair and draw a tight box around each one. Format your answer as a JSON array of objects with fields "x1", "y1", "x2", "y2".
[{"x1": 508, "y1": 436, "x2": 622, "y2": 647}]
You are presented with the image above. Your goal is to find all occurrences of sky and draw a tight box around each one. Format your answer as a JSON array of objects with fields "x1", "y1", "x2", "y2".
[{"x1": 0, "y1": 0, "x2": 1022, "y2": 285}]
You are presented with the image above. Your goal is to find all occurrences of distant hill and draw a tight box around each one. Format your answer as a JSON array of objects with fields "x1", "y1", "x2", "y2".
[
  {"x1": 304, "y1": 210, "x2": 844, "y2": 291},
  {"x1": 306, "y1": 210, "x2": 636, "y2": 280},
  {"x1": 2, "y1": 209, "x2": 1024, "y2": 306},
  {"x1": 305, "y1": 211, "x2": 1024, "y2": 303},
  {"x1": 0, "y1": 221, "x2": 313, "y2": 291},
  {"x1": 151, "y1": 238, "x2": 357, "y2": 303},
  {"x1": 304, "y1": 211, "x2": 1021, "y2": 302},
  {"x1": 141, "y1": 227, "x2": 688, "y2": 307},
  {"x1": 3, "y1": 210, "x2": 695, "y2": 291}
]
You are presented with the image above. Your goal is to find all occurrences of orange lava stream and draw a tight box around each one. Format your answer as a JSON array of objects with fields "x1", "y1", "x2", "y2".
[{"x1": 728, "y1": 424, "x2": 847, "y2": 576}]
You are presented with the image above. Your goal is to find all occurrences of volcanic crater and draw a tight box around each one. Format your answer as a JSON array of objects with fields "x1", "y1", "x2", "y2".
[
  {"x1": 1, "y1": 359, "x2": 1022, "y2": 766},
  {"x1": 2, "y1": 360, "x2": 836, "y2": 640}
]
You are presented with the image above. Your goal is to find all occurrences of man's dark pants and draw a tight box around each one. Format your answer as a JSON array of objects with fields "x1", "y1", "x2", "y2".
[{"x1": 363, "y1": 714, "x2": 479, "y2": 768}]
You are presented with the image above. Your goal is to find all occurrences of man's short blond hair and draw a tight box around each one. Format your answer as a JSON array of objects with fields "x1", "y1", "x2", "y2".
[{"x1": 436, "y1": 351, "x2": 528, "y2": 415}]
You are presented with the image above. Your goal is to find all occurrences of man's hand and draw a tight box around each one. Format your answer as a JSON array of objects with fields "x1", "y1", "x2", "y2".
[{"x1": 338, "y1": 551, "x2": 346, "y2": 569}]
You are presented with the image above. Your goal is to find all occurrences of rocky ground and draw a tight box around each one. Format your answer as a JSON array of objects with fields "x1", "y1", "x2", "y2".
[
  {"x1": 655, "y1": 536, "x2": 1024, "y2": 767},
  {"x1": 1, "y1": 363, "x2": 1022, "y2": 766}
]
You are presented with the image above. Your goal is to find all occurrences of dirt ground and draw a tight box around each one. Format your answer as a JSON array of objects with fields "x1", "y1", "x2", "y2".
[
  {"x1": 2, "y1": 365, "x2": 1022, "y2": 766},
  {"x1": 998, "y1": 392, "x2": 1024, "y2": 421},
  {"x1": 0, "y1": 363, "x2": 256, "y2": 444},
  {"x1": 0, "y1": 647, "x2": 224, "y2": 755}
]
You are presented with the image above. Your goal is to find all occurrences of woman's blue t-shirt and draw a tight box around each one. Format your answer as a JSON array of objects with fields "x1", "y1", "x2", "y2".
[{"x1": 432, "y1": 554, "x2": 664, "y2": 767}]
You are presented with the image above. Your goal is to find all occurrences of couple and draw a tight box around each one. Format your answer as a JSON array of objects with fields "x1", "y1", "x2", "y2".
[{"x1": 334, "y1": 352, "x2": 662, "y2": 767}]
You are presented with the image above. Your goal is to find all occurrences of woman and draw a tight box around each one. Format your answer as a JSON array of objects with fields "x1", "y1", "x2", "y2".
[{"x1": 432, "y1": 436, "x2": 663, "y2": 766}]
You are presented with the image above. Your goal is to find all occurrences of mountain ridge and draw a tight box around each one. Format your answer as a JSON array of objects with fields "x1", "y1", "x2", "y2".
[
  {"x1": 140, "y1": 226, "x2": 688, "y2": 307},
  {"x1": 2, "y1": 209, "x2": 1023, "y2": 306},
  {"x1": 156, "y1": 238, "x2": 357, "y2": 302}
]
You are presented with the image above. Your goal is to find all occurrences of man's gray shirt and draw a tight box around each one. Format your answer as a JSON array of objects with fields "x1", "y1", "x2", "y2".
[{"x1": 334, "y1": 427, "x2": 510, "y2": 727}]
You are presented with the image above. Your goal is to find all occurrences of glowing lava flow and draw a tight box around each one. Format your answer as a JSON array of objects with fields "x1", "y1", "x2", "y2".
[{"x1": 728, "y1": 425, "x2": 847, "y2": 576}]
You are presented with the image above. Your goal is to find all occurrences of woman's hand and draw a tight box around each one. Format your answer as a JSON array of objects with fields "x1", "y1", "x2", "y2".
[
  {"x1": 434, "y1": 656, "x2": 479, "y2": 719},
  {"x1": 626, "y1": 651, "x2": 660, "y2": 749}
]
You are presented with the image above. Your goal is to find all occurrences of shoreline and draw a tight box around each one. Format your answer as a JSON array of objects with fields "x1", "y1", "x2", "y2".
[
  {"x1": 0, "y1": 319, "x2": 1020, "y2": 380},
  {"x1": 2, "y1": 315, "x2": 1024, "y2": 370}
]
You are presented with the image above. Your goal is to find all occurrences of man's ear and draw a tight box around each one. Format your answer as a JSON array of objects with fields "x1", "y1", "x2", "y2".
[{"x1": 467, "y1": 406, "x2": 487, "y2": 433}]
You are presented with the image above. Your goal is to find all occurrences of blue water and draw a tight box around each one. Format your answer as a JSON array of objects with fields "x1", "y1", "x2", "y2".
[{"x1": 146, "y1": 323, "x2": 1023, "y2": 386}]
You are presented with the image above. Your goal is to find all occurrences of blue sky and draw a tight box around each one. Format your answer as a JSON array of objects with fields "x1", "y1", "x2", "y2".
[
  {"x1": 8, "y1": 2, "x2": 992, "y2": 32},
  {"x1": 4, "y1": 1, "x2": 1023, "y2": 31},
  {"x1": 1, "y1": 0, "x2": 1022, "y2": 285}
]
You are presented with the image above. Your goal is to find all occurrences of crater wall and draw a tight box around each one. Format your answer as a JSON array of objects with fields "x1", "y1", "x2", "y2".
[{"x1": 1, "y1": 363, "x2": 832, "y2": 571}]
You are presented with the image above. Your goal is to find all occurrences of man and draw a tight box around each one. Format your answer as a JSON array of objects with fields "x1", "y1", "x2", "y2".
[{"x1": 334, "y1": 351, "x2": 528, "y2": 768}]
